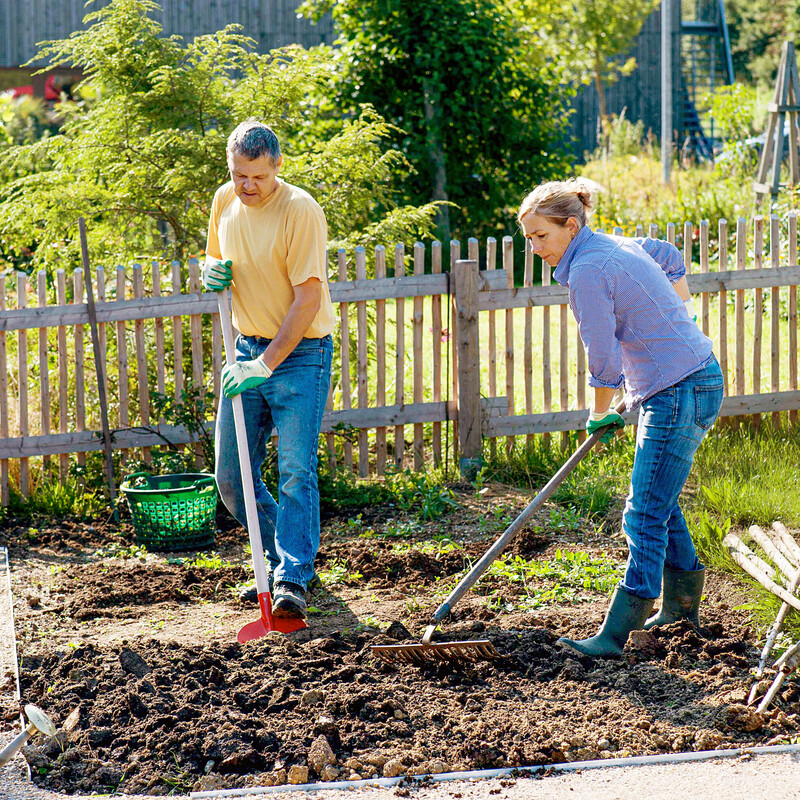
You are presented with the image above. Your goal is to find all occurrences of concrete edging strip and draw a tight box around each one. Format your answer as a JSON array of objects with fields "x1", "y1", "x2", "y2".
[
  {"x1": 190, "y1": 742, "x2": 800, "y2": 798},
  {"x1": 0, "y1": 545, "x2": 28, "y2": 777}
]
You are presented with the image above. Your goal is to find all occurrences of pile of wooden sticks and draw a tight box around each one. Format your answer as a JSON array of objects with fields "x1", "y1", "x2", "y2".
[{"x1": 723, "y1": 522, "x2": 800, "y2": 712}]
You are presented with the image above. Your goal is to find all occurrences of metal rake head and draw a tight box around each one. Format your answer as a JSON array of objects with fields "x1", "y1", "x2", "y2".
[{"x1": 370, "y1": 639, "x2": 499, "y2": 665}]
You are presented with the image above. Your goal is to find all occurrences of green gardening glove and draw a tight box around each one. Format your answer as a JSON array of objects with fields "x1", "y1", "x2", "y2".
[
  {"x1": 221, "y1": 358, "x2": 273, "y2": 398},
  {"x1": 202, "y1": 258, "x2": 233, "y2": 292},
  {"x1": 586, "y1": 410, "x2": 625, "y2": 444}
]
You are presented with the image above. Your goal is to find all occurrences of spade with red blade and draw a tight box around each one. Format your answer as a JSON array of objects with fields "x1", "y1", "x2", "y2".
[{"x1": 217, "y1": 289, "x2": 307, "y2": 642}]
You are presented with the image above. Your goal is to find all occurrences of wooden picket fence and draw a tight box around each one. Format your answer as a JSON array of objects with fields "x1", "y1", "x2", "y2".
[{"x1": 1, "y1": 213, "x2": 800, "y2": 504}]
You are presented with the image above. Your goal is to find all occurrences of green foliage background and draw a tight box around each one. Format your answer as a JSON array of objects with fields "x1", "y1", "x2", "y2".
[
  {"x1": 302, "y1": 0, "x2": 573, "y2": 241},
  {"x1": 0, "y1": 0, "x2": 443, "y2": 273}
]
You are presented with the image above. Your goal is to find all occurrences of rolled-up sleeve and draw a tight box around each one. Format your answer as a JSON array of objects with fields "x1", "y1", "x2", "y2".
[
  {"x1": 569, "y1": 266, "x2": 624, "y2": 389},
  {"x1": 633, "y1": 237, "x2": 685, "y2": 283}
]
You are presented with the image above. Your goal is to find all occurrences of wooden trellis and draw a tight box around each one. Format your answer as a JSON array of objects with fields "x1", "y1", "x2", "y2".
[{"x1": 754, "y1": 41, "x2": 800, "y2": 206}]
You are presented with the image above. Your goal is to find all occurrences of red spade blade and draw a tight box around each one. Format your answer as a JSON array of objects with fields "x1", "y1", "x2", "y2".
[{"x1": 237, "y1": 592, "x2": 306, "y2": 643}]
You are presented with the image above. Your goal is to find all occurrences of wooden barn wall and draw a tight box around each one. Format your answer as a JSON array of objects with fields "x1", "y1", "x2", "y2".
[
  {"x1": 0, "y1": 0, "x2": 334, "y2": 68},
  {"x1": 566, "y1": 4, "x2": 682, "y2": 159}
]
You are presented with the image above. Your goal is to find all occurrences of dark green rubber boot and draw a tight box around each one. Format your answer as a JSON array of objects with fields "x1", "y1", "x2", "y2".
[
  {"x1": 644, "y1": 565, "x2": 705, "y2": 629},
  {"x1": 557, "y1": 586, "x2": 654, "y2": 658}
]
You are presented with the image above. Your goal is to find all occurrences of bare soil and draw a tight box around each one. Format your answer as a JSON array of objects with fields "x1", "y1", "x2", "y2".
[{"x1": 2, "y1": 483, "x2": 799, "y2": 796}]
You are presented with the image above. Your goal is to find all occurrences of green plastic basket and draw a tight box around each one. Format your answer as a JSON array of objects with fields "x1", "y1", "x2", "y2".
[{"x1": 120, "y1": 472, "x2": 218, "y2": 551}]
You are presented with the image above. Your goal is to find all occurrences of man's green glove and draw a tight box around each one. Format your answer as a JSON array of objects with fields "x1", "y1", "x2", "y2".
[
  {"x1": 202, "y1": 258, "x2": 233, "y2": 292},
  {"x1": 586, "y1": 409, "x2": 625, "y2": 443},
  {"x1": 221, "y1": 358, "x2": 272, "y2": 398}
]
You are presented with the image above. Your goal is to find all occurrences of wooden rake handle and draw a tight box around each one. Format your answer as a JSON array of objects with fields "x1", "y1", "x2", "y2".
[{"x1": 422, "y1": 401, "x2": 627, "y2": 642}]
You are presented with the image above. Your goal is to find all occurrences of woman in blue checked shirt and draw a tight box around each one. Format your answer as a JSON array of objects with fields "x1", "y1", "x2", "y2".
[{"x1": 518, "y1": 179, "x2": 724, "y2": 658}]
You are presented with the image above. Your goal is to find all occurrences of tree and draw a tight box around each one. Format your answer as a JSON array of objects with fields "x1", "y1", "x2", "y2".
[
  {"x1": 302, "y1": 0, "x2": 572, "y2": 241},
  {"x1": 726, "y1": 0, "x2": 800, "y2": 86},
  {"x1": 0, "y1": 0, "x2": 440, "y2": 273},
  {"x1": 517, "y1": 0, "x2": 660, "y2": 130}
]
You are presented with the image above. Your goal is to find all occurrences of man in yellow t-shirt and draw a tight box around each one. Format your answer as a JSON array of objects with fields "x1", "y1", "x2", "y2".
[{"x1": 203, "y1": 119, "x2": 334, "y2": 619}]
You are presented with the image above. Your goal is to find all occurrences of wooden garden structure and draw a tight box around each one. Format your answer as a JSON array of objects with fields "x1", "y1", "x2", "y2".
[{"x1": 1, "y1": 214, "x2": 800, "y2": 504}]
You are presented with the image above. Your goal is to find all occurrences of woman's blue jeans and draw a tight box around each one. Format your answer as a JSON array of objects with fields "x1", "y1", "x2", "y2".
[
  {"x1": 621, "y1": 356, "x2": 724, "y2": 600},
  {"x1": 215, "y1": 334, "x2": 332, "y2": 590}
]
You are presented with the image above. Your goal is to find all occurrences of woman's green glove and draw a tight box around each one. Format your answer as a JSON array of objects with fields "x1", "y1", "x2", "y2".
[
  {"x1": 586, "y1": 410, "x2": 625, "y2": 443},
  {"x1": 202, "y1": 258, "x2": 233, "y2": 292},
  {"x1": 221, "y1": 358, "x2": 272, "y2": 398}
]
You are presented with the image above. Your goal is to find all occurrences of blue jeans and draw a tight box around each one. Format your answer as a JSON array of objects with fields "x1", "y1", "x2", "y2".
[
  {"x1": 621, "y1": 356, "x2": 723, "y2": 599},
  {"x1": 215, "y1": 334, "x2": 332, "y2": 589}
]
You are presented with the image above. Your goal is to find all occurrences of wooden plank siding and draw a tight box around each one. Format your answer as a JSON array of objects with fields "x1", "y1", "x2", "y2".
[
  {"x1": 0, "y1": 0, "x2": 334, "y2": 68},
  {"x1": 2, "y1": 219, "x2": 800, "y2": 497}
]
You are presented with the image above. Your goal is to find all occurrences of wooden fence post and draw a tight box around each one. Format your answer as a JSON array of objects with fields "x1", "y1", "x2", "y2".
[{"x1": 453, "y1": 258, "x2": 482, "y2": 478}]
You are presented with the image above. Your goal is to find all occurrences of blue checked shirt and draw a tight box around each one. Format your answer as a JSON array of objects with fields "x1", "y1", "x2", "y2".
[{"x1": 553, "y1": 226, "x2": 714, "y2": 411}]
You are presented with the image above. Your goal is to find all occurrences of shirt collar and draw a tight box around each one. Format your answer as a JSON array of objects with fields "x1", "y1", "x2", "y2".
[{"x1": 552, "y1": 225, "x2": 593, "y2": 286}]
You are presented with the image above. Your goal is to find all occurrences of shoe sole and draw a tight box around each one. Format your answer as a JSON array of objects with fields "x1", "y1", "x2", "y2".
[{"x1": 272, "y1": 603, "x2": 307, "y2": 619}]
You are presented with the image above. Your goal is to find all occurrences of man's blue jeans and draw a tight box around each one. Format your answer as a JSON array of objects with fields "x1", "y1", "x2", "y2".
[
  {"x1": 621, "y1": 356, "x2": 724, "y2": 599},
  {"x1": 215, "y1": 334, "x2": 333, "y2": 590}
]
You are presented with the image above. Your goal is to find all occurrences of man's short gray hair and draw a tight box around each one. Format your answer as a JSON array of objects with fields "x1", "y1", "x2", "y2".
[{"x1": 227, "y1": 119, "x2": 281, "y2": 163}]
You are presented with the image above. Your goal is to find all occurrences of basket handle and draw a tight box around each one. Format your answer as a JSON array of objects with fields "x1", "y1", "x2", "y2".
[{"x1": 122, "y1": 471, "x2": 151, "y2": 488}]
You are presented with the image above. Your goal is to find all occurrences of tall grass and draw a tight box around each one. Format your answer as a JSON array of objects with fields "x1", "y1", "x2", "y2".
[
  {"x1": 482, "y1": 430, "x2": 633, "y2": 518},
  {"x1": 691, "y1": 418, "x2": 800, "y2": 529}
]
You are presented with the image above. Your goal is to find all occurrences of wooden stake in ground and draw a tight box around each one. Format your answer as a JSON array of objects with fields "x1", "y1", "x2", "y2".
[{"x1": 78, "y1": 218, "x2": 118, "y2": 520}]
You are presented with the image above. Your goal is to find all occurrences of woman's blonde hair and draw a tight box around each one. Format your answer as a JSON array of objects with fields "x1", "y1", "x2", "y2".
[{"x1": 517, "y1": 179, "x2": 596, "y2": 228}]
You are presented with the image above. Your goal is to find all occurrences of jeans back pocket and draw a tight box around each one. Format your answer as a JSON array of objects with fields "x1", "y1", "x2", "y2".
[{"x1": 694, "y1": 383, "x2": 723, "y2": 430}]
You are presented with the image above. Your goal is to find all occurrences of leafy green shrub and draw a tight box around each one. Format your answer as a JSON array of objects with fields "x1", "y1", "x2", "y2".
[{"x1": 8, "y1": 477, "x2": 108, "y2": 519}]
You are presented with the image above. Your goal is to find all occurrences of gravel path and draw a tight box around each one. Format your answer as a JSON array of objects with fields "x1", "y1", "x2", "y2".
[{"x1": 2, "y1": 750, "x2": 800, "y2": 800}]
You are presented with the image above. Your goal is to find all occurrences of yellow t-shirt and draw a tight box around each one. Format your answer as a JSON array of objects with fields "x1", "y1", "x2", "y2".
[{"x1": 206, "y1": 179, "x2": 334, "y2": 339}]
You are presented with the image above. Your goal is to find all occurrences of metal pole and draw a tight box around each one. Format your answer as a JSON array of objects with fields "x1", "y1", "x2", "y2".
[{"x1": 662, "y1": 0, "x2": 673, "y2": 183}]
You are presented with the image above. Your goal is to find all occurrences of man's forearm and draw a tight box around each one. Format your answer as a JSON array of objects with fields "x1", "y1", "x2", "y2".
[{"x1": 259, "y1": 282, "x2": 322, "y2": 371}]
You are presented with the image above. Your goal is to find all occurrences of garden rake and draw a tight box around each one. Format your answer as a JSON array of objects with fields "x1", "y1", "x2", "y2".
[
  {"x1": 217, "y1": 289, "x2": 307, "y2": 642},
  {"x1": 371, "y1": 404, "x2": 626, "y2": 665}
]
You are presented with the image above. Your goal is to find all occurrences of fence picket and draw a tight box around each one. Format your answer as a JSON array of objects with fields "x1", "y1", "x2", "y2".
[
  {"x1": 735, "y1": 219, "x2": 747, "y2": 408},
  {"x1": 356, "y1": 246, "x2": 369, "y2": 477},
  {"x1": 790, "y1": 213, "x2": 798, "y2": 425},
  {"x1": 375, "y1": 246, "x2": 387, "y2": 473},
  {"x1": 540, "y1": 242, "x2": 551, "y2": 448},
  {"x1": 503, "y1": 235, "x2": 515, "y2": 454},
  {"x1": 718, "y1": 220, "x2": 729, "y2": 401},
  {"x1": 58, "y1": 269, "x2": 70, "y2": 477},
  {"x1": 37, "y1": 271, "x2": 51, "y2": 474},
  {"x1": 486, "y1": 236, "x2": 497, "y2": 460},
  {"x1": 559, "y1": 272, "x2": 569, "y2": 450},
  {"x1": 73, "y1": 269, "x2": 86, "y2": 475},
  {"x1": 0, "y1": 280, "x2": 6, "y2": 506},
  {"x1": 97, "y1": 267, "x2": 108, "y2": 422},
  {"x1": 338, "y1": 249, "x2": 354, "y2": 471},
  {"x1": 133, "y1": 265, "x2": 151, "y2": 465},
  {"x1": 188, "y1": 259, "x2": 203, "y2": 393},
  {"x1": 770, "y1": 215, "x2": 781, "y2": 427},
  {"x1": 413, "y1": 242, "x2": 426, "y2": 470},
  {"x1": 431, "y1": 241, "x2": 442, "y2": 466},
  {"x1": 17, "y1": 274, "x2": 29, "y2": 498},
  {"x1": 188, "y1": 259, "x2": 204, "y2": 468},
  {"x1": 753, "y1": 216, "x2": 764, "y2": 426},
  {"x1": 152, "y1": 262, "x2": 167, "y2": 400},
  {"x1": 450, "y1": 240, "x2": 460, "y2": 460},
  {"x1": 699, "y1": 220, "x2": 710, "y2": 336},
  {"x1": 171, "y1": 261, "x2": 184, "y2": 402}
]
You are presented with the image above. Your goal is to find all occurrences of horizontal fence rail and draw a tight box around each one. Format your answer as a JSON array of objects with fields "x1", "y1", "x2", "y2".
[{"x1": 1, "y1": 213, "x2": 799, "y2": 503}]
